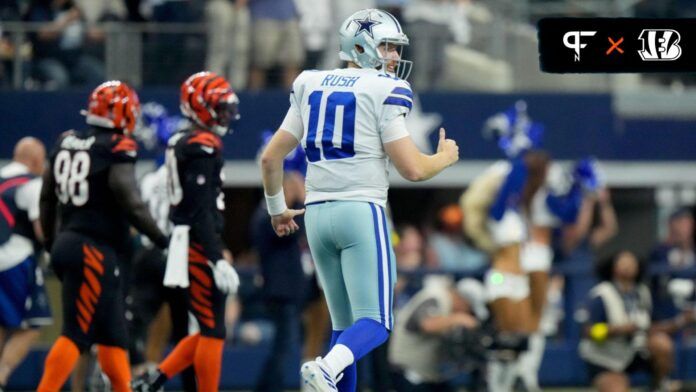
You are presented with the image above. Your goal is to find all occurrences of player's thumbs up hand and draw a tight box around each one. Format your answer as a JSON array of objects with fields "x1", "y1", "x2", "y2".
[{"x1": 436, "y1": 127, "x2": 459, "y2": 166}]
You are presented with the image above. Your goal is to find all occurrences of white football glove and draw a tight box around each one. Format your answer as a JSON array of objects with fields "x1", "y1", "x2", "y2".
[{"x1": 209, "y1": 260, "x2": 240, "y2": 295}]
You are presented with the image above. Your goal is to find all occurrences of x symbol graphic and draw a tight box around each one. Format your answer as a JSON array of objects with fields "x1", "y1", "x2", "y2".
[{"x1": 606, "y1": 37, "x2": 624, "y2": 55}]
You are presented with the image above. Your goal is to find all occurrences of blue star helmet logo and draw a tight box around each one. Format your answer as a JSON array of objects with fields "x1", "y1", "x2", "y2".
[{"x1": 353, "y1": 15, "x2": 381, "y2": 38}]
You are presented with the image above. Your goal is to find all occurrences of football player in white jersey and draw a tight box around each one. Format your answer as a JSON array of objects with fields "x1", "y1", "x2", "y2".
[{"x1": 260, "y1": 8, "x2": 459, "y2": 391}]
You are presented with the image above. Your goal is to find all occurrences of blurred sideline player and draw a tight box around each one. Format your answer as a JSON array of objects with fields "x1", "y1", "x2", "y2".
[
  {"x1": 38, "y1": 81, "x2": 170, "y2": 392},
  {"x1": 0, "y1": 138, "x2": 52, "y2": 391},
  {"x1": 461, "y1": 102, "x2": 548, "y2": 391},
  {"x1": 252, "y1": 133, "x2": 308, "y2": 392},
  {"x1": 257, "y1": 132, "x2": 332, "y2": 384},
  {"x1": 132, "y1": 71, "x2": 240, "y2": 392},
  {"x1": 389, "y1": 276, "x2": 487, "y2": 390},
  {"x1": 261, "y1": 8, "x2": 459, "y2": 391},
  {"x1": 127, "y1": 102, "x2": 196, "y2": 391}
]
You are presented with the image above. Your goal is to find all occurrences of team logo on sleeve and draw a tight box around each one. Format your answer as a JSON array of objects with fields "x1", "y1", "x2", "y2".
[{"x1": 638, "y1": 29, "x2": 682, "y2": 61}]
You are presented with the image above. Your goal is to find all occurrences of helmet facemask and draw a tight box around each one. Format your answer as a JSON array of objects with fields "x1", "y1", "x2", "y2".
[
  {"x1": 376, "y1": 40, "x2": 412, "y2": 80},
  {"x1": 351, "y1": 40, "x2": 412, "y2": 80},
  {"x1": 179, "y1": 71, "x2": 240, "y2": 137},
  {"x1": 210, "y1": 94, "x2": 240, "y2": 136}
]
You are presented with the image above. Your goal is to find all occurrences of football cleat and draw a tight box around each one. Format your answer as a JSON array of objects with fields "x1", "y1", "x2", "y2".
[
  {"x1": 131, "y1": 371, "x2": 163, "y2": 392},
  {"x1": 300, "y1": 358, "x2": 339, "y2": 392}
]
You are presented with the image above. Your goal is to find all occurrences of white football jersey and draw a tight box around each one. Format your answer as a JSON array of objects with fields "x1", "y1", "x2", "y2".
[{"x1": 280, "y1": 68, "x2": 412, "y2": 206}]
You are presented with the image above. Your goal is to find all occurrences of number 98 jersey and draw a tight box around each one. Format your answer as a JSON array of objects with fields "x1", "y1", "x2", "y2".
[
  {"x1": 280, "y1": 68, "x2": 413, "y2": 207},
  {"x1": 49, "y1": 129, "x2": 137, "y2": 250}
]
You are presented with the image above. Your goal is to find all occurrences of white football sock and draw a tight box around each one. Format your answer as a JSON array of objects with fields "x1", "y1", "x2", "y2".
[
  {"x1": 516, "y1": 333, "x2": 545, "y2": 392},
  {"x1": 488, "y1": 359, "x2": 517, "y2": 392},
  {"x1": 321, "y1": 344, "x2": 354, "y2": 378}
]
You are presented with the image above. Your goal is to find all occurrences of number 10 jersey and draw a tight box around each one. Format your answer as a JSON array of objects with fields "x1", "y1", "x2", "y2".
[{"x1": 280, "y1": 68, "x2": 413, "y2": 207}]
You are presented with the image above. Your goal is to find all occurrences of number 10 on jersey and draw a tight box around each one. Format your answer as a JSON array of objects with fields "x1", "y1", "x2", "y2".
[{"x1": 305, "y1": 91, "x2": 356, "y2": 162}]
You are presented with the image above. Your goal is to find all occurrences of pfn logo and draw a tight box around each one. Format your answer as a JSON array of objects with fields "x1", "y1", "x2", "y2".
[
  {"x1": 638, "y1": 29, "x2": 682, "y2": 61},
  {"x1": 563, "y1": 31, "x2": 597, "y2": 61}
]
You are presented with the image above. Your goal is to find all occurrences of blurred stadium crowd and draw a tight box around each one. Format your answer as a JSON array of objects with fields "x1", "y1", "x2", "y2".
[
  {"x1": 2, "y1": 0, "x2": 481, "y2": 90},
  {"x1": 2, "y1": 0, "x2": 696, "y2": 91}
]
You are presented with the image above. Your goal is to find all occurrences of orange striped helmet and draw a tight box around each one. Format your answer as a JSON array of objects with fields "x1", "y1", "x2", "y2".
[
  {"x1": 180, "y1": 71, "x2": 240, "y2": 136},
  {"x1": 81, "y1": 81, "x2": 141, "y2": 135}
]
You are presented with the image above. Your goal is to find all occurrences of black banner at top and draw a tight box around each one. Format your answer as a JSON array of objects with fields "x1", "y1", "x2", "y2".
[{"x1": 538, "y1": 18, "x2": 696, "y2": 73}]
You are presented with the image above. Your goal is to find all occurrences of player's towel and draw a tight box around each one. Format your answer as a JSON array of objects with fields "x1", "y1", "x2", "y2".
[{"x1": 164, "y1": 225, "x2": 190, "y2": 288}]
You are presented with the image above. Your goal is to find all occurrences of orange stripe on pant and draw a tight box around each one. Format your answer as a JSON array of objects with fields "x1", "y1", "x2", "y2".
[
  {"x1": 77, "y1": 244, "x2": 104, "y2": 333},
  {"x1": 190, "y1": 279, "x2": 212, "y2": 307},
  {"x1": 83, "y1": 244, "x2": 105, "y2": 274},
  {"x1": 83, "y1": 267, "x2": 102, "y2": 297},
  {"x1": 188, "y1": 261, "x2": 215, "y2": 329},
  {"x1": 188, "y1": 246, "x2": 208, "y2": 264},
  {"x1": 79, "y1": 285, "x2": 97, "y2": 314},
  {"x1": 189, "y1": 264, "x2": 212, "y2": 287}
]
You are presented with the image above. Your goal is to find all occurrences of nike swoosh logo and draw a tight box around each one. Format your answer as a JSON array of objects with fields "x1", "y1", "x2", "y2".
[{"x1": 201, "y1": 146, "x2": 214, "y2": 154}]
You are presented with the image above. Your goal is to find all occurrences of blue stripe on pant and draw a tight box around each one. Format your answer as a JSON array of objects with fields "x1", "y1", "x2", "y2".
[
  {"x1": 369, "y1": 203, "x2": 386, "y2": 326},
  {"x1": 305, "y1": 201, "x2": 396, "y2": 330},
  {"x1": 379, "y1": 206, "x2": 394, "y2": 329}
]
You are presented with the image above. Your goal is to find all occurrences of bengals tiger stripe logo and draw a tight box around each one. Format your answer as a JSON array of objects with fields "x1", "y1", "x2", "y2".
[
  {"x1": 180, "y1": 72, "x2": 236, "y2": 130},
  {"x1": 84, "y1": 81, "x2": 141, "y2": 135},
  {"x1": 187, "y1": 131, "x2": 222, "y2": 150},
  {"x1": 111, "y1": 134, "x2": 138, "y2": 155}
]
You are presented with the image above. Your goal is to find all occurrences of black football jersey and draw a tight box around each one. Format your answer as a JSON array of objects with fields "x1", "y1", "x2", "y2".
[
  {"x1": 166, "y1": 129, "x2": 225, "y2": 262},
  {"x1": 49, "y1": 128, "x2": 138, "y2": 249}
]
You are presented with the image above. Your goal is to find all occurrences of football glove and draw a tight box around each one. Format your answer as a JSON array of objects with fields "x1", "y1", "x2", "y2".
[{"x1": 209, "y1": 260, "x2": 240, "y2": 295}]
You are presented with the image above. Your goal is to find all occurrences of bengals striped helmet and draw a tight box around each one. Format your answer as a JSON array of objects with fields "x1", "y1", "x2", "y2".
[
  {"x1": 81, "y1": 81, "x2": 141, "y2": 135},
  {"x1": 180, "y1": 71, "x2": 240, "y2": 136}
]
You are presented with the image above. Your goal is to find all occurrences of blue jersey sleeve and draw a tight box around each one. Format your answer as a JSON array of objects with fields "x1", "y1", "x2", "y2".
[{"x1": 378, "y1": 78, "x2": 413, "y2": 134}]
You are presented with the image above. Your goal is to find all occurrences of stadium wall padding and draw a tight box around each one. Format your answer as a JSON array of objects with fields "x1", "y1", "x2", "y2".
[{"x1": 2, "y1": 90, "x2": 695, "y2": 161}]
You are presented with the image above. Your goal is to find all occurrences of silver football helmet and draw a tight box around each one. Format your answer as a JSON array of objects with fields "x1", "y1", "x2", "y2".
[{"x1": 339, "y1": 8, "x2": 412, "y2": 80}]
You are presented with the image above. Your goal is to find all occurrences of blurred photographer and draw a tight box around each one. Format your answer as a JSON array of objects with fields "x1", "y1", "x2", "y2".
[
  {"x1": 389, "y1": 276, "x2": 488, "y2": 391},
  {"x1": 579, "y1": 251, "x2": 690, "y2": 392}
]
